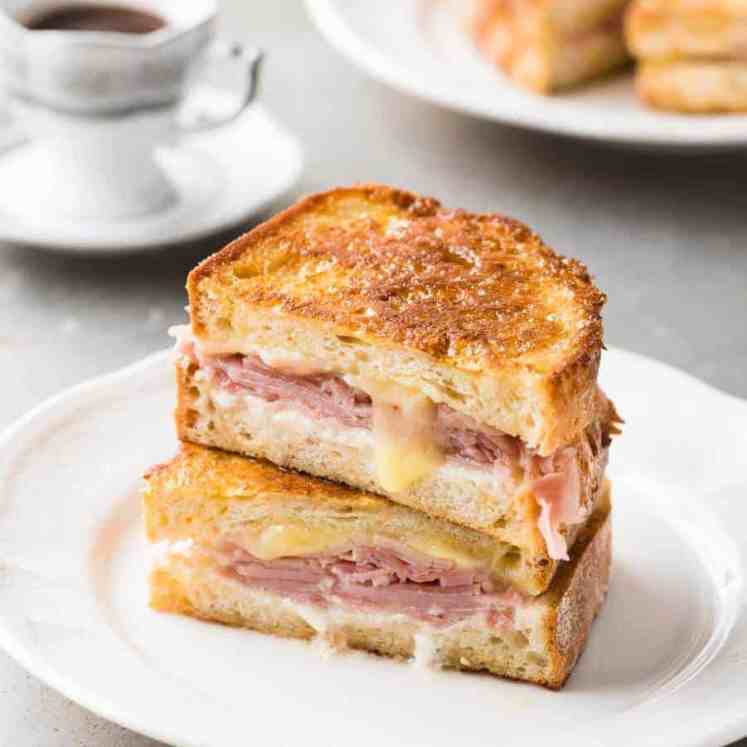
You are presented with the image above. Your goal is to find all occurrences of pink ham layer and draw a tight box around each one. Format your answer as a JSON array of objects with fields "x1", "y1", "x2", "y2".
[
  {"x1": 182, "y1": 342, "x2": 605, "y2": 560},
  {"x1": 198, "y1": 349, "x2": 523, "y2": 471},
  {"x1": 215, "y1": 541, "x2": 524, "y2": 629}
]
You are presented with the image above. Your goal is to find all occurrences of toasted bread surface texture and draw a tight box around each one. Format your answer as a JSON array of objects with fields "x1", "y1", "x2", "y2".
[
  {"x1": 186, "y1": 185, "x2": 606, "y2": 453},
  {"x1": 146, "y1": 452, "x2": 612, "y2": 689}
]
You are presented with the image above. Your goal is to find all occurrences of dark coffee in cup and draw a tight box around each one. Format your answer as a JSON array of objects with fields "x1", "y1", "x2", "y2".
[{"x1": 25, "y1": 4, "x2": 166, "y2": 34}]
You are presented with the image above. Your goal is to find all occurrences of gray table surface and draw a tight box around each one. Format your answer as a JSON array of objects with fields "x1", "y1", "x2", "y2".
[{"x1": 1, "y1": 2, "x2": 745, "y2": 745}]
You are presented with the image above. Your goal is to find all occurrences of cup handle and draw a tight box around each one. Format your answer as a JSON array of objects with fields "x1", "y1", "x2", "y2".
[{"x1": 176, "y1": 40, "x2": 263, "y2": 134}]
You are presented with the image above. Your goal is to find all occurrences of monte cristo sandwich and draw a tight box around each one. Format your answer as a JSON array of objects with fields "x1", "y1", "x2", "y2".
[
  {"x1": 171, "y1": 185, "x2": 620, "y2": 596},
  {"x1": 173, "y1": 185, "x2": 620, "y2": 592},
  {"x1": 145, "y1": 444, "x2": 612, "y2": 688}
]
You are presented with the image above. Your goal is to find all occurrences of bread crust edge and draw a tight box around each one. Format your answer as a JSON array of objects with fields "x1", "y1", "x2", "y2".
[{"x1": 185, "y1": 184, "x2": 606, "y2": 452}]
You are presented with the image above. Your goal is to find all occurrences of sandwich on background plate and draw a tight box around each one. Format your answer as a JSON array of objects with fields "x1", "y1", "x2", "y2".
[
  {"x1": 472, "y1": 0, "x2": 631, "y2": 93},
  {"x1": 626, "y1": 0, "x2": 747, "y2": 111},
  {"x1": 145, "y1": 444, "x2": 612, "y2": 689}
]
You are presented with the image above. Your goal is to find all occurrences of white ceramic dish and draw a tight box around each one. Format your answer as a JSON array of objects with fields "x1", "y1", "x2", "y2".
[
  {"x1": 0, "y1": 348, "x2": 745, "y2": 747},
  {"x1": 0, "y1": 94, "x2": 303, "y2": 253},
  {"x1": 305, "y1": 0, "x2": 747, "y2": 150}
]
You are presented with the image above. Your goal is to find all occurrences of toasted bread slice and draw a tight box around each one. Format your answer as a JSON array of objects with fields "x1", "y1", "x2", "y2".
[
  {"x1": 636, "y1": 58, "x2": 747, "y2": 111},
  {"x1": 186, "y1": 184, "x2": 606, "y2": 455},
  {"x1": 145, "y1": 446, "x2": 612, "y2": 689},
  {"x1": 626, "y1": 0, "x2": 747, "y2": 61},
  {"x1": 472, "y1": 0, "x2": 630, "y2": 93}
]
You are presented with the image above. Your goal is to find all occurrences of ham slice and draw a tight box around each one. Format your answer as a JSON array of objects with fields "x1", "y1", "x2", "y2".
[
  {"x1": 216, "y1": 541, "x2": 524, "y2": 628},
  {"x1": 208, "y1": 353, "x2": 373, "y2": 430},
  {"x1": 532, "y1": 449, "x2": 583, "y2": 562},
  {"x1": 188, "y1": 345, "x2": 524, "y2": 470}
]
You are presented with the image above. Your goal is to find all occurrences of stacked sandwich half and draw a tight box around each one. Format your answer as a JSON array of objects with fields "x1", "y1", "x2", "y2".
[
  {"x1": 144, "y1": 185, "x2": 621, "y2": 688},
  {"x1": 472, "y1": 0, "x2": 631, "y2": 93}
]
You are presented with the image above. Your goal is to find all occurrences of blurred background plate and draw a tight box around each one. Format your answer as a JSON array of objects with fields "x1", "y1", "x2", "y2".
[{"x1": 305, "y1": 0, "x2": 747, "y2": 151}]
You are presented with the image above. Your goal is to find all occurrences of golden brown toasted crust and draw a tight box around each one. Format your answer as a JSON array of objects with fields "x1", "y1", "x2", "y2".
[
  {"x1": 187, "y1": 185, "x2": 605, "y2": 374},
  {"x1": 626, "y1": 0, "x2": 747, "y2": 60},
  {"x1": 148, "y1": 485, "x2": 611, "y2": 689},
  {"x1": 144, "y1": 441, "x2": 382, "y2": 521},
  {"x1": 542, "y1": 485, "x2": 611, "y2": 684},
  {"x1": 189, "y1": 184, "x2": 604, "y2": 372},
  {"x1": 186, "y1": 184, "x2": 607, "y2": 451}
]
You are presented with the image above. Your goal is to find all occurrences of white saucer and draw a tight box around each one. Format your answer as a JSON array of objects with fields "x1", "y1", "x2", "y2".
[
  {"x1": 0, "y1": 348, "x2": 745, "y2": 747},
  {"x1": 306, "y1": 0, "x2": 747, "y2": 151},
  {"x1": 0, "y1": 100, "x2": 303, "y2": 254}
]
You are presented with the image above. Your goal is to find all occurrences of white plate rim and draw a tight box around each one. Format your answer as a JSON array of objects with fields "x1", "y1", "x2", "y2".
[
  {"x1": 0, "y1": 347, "x2": 746, "y2": 747},
  {"x1": 305, "y1": 0, "x2": 747, "y2": 149},
  {"x1": 0, "y1": 352, "x2": 182, "y2": 746}
]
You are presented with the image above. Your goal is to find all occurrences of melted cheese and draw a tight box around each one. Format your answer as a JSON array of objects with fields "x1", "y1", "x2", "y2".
[
  {"x1": 240, "y1": 523, "x2": 494, "y2": 571},
  {"x1": 407, "y1": 536, "x2": 487, "y2": 569},
  {"x1": 412, "y1": 631, "x2": 440, "y2": 670},
  {"x1": 150, "y1": 539, "x2": 195, "y2": 567},
  {"x1": 254, "y1": 348, "x2": 330, "y2": 375},
  {"x1": 358, "y1": 377, "x2": 443, "y2": 494},
  {"x1": 247, "y1": 524, "x2": 342, "y2": 561}
]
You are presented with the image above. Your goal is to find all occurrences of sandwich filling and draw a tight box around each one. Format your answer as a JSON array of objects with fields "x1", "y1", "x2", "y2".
[
  {"x1": 174, "y1": 328, "x2": 613, "y2": 561},
  {"x1": 159, "y1": 537, "x2": 528, "y2": 630}
]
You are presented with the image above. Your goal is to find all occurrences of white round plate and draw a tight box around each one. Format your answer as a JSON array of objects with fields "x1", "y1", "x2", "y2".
[
  {"x1": 0, "y1": 97, "x2": 303, "y2": 254},
  {"x1": 305, "y1": 0, "x2": 747, "y2": 150},
  {"x1": 0, "y1": 348, "x2": 746, "y2": 747}
]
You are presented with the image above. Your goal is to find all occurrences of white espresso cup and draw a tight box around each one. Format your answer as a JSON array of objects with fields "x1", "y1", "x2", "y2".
[{"x1": 0, "y1": 0, "x2": 262, "y2": 219}]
